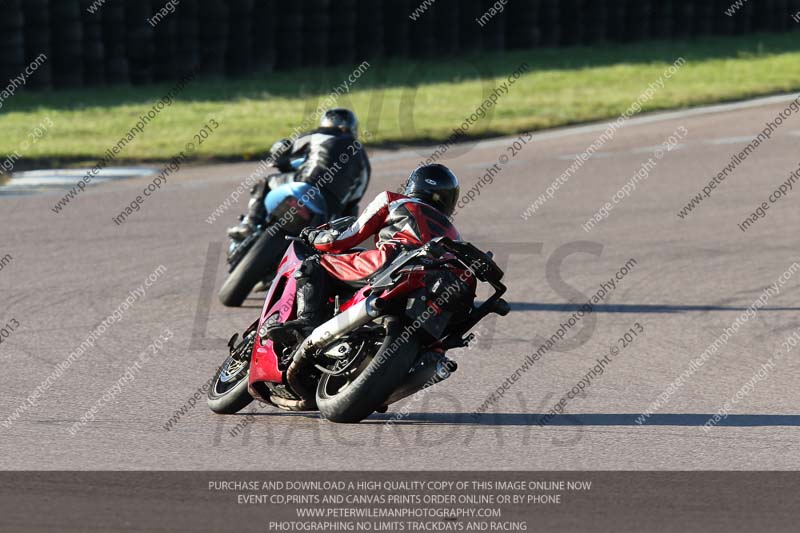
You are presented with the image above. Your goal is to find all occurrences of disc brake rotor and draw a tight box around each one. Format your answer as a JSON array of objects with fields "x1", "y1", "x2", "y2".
[{"x1": 219, "y1": 334, "x2": 253, "y2": 383}]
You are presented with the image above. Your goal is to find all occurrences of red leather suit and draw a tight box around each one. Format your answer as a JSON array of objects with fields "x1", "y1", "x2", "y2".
[{"x1": 311, "y1": 191, "x2": 461, "y2": 283}]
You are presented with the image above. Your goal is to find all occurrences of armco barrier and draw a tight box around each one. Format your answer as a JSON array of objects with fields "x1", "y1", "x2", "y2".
[{"x1": 0, "y1": 0, "x2": 794, "y2": 90}]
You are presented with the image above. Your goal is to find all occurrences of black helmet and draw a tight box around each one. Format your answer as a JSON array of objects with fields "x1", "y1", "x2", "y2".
[
  {"x1": 320, "y1": 108, "x2": 358, "y2": 137},
  {"x1": 404, "y1": 164, "x2": 460, "y2": 216}
]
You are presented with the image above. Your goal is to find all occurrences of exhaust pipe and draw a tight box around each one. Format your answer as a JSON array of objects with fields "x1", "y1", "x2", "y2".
[
  {"x1": 286, "y1": 294, "x2": 384, "y2": 405},
  {"x1": 381, "y1": 352, "x2": 457, "y2": 407},
  {"x1": 300, "y1": 294, "x2": 384, "y2": 354}
]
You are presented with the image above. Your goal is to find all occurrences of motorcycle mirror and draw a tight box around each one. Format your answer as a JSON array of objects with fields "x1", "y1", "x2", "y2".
[{"x1": 492, "y1": 298, "x2": 510, "y2": 316}]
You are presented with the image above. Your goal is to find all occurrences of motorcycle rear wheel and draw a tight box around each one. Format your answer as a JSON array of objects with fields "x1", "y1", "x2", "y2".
[
  {"x1": 219, "y1": 228, "x2": 288, "y2": 307},
  {"x1": 316, "y1": 317, "x2": 419, "y2": 423}
]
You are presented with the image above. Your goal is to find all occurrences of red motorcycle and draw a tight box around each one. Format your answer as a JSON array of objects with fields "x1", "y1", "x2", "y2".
[{"x1": 207, "y1": 225, "x2": 509, "y2": 423}]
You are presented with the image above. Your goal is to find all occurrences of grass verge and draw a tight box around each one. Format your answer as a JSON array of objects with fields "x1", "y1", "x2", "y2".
[{"x1": 3, "y1": 32, "x2": 800, "y2": 166}]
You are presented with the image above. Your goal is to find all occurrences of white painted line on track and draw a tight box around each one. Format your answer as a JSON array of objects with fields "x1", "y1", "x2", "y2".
[
  {"x1": 705, "y1": 136, "x2": 762, "y2": 145},
  {"x1": 631, "y1": 143, "x2": 687, "y2": 154},
  {"x1": 557, "y1": 152, "x2": 614, "y2": 160},
  {"x1": 4, "y1": 168, "x2": 157, "y2": 191}
]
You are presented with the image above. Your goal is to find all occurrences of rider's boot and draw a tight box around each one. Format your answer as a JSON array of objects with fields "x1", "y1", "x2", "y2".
[
  {"x1": 226, "y1": 178, "x2": 269, "y2": 241},
  {"x1": 267, "y1": 257, "x2": 329, "y2": 345},
  {"x1": 227, "y1": 215, "x2": 257, "y2": 241}
]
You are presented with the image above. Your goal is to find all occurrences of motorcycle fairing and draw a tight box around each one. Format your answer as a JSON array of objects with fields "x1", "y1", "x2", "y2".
[
  {"x1": 264, "y1": 182, "x2": 327, "y2": 217},
  {"x1": 248, "y1": 243, "x2": 304, "y2": 386}
]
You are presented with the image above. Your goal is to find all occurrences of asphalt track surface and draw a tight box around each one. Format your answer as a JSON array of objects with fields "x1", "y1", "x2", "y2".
[{"x1": 1, "y1": 95, "x2": 799, "y2": 471}]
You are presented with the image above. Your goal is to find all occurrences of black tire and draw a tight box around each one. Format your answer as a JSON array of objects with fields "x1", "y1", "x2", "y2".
[
  {"x1": 207, "y1": 333, "x2": 255, "y2": 414},
  {"x1": 219, "y1": 228, "x2": 288, "y2": 307},
  {"x1": 316, "y1": 317, "x2": 419, "y2": 423}
]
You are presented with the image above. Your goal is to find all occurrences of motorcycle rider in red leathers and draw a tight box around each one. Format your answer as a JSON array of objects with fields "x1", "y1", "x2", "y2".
[{"x1": 267, "y1": 164, "x2": 461, "y2": 342}]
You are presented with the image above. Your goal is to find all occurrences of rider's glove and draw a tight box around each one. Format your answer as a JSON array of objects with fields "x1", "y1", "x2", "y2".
[{"x1": 300, "y1": 227, "x2": 320, "y2": 245}]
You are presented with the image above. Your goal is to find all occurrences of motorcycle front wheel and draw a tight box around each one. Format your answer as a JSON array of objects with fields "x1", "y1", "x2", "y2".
[
  {"x1": 207, "y1": 333, "x2": 255, "y2": 414},
  {"x1": 316, "y1": 317, "x2": 419, "y2": 423}
]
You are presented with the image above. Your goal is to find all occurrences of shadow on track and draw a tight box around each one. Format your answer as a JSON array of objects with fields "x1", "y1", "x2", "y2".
[
  {"x1": 507, "y1": 302, "x2": 800, "y2": 314},
  {"x1": 364, "y1": 412, "x2": 800, "y2": 427},
  {"x1": 232, "y1": 411, "x2": 800, "y2": 427}
]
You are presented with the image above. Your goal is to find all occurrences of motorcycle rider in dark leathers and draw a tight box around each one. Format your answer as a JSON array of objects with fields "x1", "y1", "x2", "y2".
[
  {"x1": 267, "y1": 164, "x2": 461, "y2": 343},
  {"x1": 227, "y1": 108, "x2": 371, "y2": 241}
]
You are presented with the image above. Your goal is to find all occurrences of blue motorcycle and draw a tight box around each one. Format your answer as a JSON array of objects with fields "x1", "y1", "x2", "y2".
[{"x1": 219, "y1": 161, "x2": 330, "y2": 307}]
